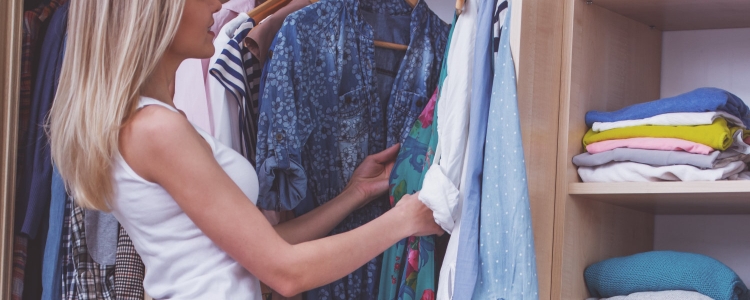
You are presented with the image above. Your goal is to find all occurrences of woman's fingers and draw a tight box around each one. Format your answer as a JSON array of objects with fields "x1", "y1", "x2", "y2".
[{"x1": 368, "y1": 143, "x2": 401, "y2": 165}]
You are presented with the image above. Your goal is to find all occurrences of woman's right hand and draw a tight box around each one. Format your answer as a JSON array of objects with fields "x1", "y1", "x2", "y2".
[{"x1": 395, "y1": 192, "x2": 444, "y2": 237}]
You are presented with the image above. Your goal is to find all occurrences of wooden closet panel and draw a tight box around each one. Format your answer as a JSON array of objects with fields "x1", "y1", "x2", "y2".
[
  {"x1": 565, "y1": 1, "x2": 662, "y2": 184},
  {"x1": 517, "y1": 0, "x2": 565, "y2": 298},
  {"x1": 592, "y1": 0, "x2": 750, "y2": 31},
  {"x1": 0, "y1": 0, "x2": 23, "y2": 298},
  {"x1": 560, "y1": 199, "x2": 654, "y2": 299},
  {"x1": 553, "y1": 1, "x2": 662, "y2": 298}
]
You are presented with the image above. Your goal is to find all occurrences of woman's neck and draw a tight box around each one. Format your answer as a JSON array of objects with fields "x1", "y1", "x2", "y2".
[{"x1": 140, "y1": 54, "x2": 183, "y2": 108}]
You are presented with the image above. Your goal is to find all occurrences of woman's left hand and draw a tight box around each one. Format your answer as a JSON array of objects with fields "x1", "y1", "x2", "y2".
[{"x1": 346, "y1": 144, "x2": 401, "y2": 208}]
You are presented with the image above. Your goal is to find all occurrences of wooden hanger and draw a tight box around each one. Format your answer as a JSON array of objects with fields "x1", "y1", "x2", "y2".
[
  {"x1": 248, "y1": 0, "x2": 293, "y2": 24},
  {"x1": 249, "y1": 0, "x2": 414, "y2": 51},
  {"x1": 376, "y1": 0, "x2": 416, "y2": 51}
]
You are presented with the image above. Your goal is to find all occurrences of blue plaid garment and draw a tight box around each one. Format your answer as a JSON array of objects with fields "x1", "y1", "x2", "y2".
[{"x1": 473, "y1": 0, "x2": 540, "y2": 299}]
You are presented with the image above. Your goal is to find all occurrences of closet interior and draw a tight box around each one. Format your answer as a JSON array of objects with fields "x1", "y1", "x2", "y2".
[
  {"x1": 553, "y1": 0, "x2": 750, "y2": 298},
  {"x1": 3, "y1": 0, "x2": 750, "y2": 298}
]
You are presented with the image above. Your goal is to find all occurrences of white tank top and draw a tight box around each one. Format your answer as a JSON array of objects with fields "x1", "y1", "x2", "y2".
[{"x1": 111, "y1": 97, "x2": 262, "y2": 299}]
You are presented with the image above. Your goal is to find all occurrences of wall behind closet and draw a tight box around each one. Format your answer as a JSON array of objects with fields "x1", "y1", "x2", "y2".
[{"x1": 656, "y1": 27, "x2": 750, "y2": 282}]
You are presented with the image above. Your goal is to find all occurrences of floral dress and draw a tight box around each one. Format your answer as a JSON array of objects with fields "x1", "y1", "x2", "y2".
[{"x1": 378, "y1": 16, "x2": 455, "y2": 299}]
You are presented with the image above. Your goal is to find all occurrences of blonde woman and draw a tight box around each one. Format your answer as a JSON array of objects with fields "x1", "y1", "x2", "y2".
[{"x1": 48, "y1": 0, "x2": 442, "y2": 298}]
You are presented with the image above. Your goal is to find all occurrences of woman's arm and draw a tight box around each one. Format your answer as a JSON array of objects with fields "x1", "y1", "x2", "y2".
[
  {"x1": 272, "y1": 144, "x2": 400, "y2": 245},
  {"x1": 120, "y1": 106, "x2": 441, "y2": 297}
]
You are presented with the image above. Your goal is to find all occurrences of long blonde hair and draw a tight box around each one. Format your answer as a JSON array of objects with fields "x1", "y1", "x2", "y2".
[{"x1": 48, "y1": 0, "x2": 185, "y2": 211}]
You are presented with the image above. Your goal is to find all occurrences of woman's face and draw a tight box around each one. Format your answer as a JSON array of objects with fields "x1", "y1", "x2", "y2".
[{"x1": 169, "y1": 0, "x2": 222, "y2": 59}]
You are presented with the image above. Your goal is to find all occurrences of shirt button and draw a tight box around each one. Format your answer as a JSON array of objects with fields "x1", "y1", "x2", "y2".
[
  {"x1": 416, "y1": 100, "x2": 423, "y2": 107},
  {"x1": 275, "y1": 133, "x2": 284, "y2": 141}
]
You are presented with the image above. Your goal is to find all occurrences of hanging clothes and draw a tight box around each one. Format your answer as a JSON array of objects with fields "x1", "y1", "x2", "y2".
[
  {"x1": 473, "y1": 0, "x2": 539, "y2": 298},
  {"x1": 208, "y1": 16, "x2": 260, "y2": 161},
  {"x1": 255, "y1": 0, "x2": 449, "y2": 298},
  {"x1": 16, "y1": 0, "x2": 67, "y2": 226},
  {"x1": 378, "y1": 87, "x2": 440, "y2": 300},
  {"x1": 14, "y1": 3, "x2": 67, "y2": 297},
  {"x1": 208, "y1": 1, "x2": 313, "y2": 236},
  {"x1": 61, "y1": 195, "x2": 75, "y2": 300},
  {"x1": 17, "y1": 0, "x2": 68, "y2": 239},
  {"x1": 450, "y1": 0, "x2": 495, "y2": 297},
  {"x1": 173, "y1": 0, "x2": 256, "y2": 134},
  {"x1": 114, "y1": 226, "x2": 146, "y2": 300},
  {"x1": 70, "y1": 205, "x2": 116, "y2": 300},
  {"x1": 174, "y1": 60, "x2": 213, "y2": 133},
  {"x1": 423, "y1": 0, "x2": 478, "y2": 297},
  {"x1": 40, "y1": 167, "x2": 66, "y2": 300},
  {"x1": 14, "y1": 2, "x2": 68, "y2": 299},
  {"x1": 245, "y1": 0, "x2": 313, "y2": 66}
]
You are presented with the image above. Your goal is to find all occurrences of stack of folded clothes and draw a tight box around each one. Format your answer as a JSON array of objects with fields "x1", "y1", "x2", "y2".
[
  {"x1": 584, "y1": 251, "x2": 750, "y2": 300},
  {"x1": 574, "y1": 87, "x2": 750, "y2": 182}
]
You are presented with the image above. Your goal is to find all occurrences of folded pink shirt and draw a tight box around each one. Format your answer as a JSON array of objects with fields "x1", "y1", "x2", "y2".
[{"x1": 586, "y1": 137, "x2": 714, "y2": 155}]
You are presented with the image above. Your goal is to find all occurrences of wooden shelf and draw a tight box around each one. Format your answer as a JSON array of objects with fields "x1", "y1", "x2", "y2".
[
  {"x1": 592, "y1": 0, "x2": 750, "y2": 31},
  {"x1": 569, "y1": 181, "x2": 750, "y2": 214}
]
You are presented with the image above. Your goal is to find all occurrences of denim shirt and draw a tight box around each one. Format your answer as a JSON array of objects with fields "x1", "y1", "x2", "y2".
[{"x1": 255, "y1": 0, "x2": 449, "y2": 298}]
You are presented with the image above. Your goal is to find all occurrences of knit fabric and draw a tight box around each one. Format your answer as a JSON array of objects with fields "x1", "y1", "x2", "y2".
[
  {"x1": 584, "y1": 251, "x2": 750, "y2": 300},
  {"x1": 595, "y1": 290, "x2": 713, "y2": 300},
  {"x1": 582, "y1": 118, "x2": 738, "y2": 151},
  {"x1": 585, "y1": 87, "x2": 750, "y2": 128}
]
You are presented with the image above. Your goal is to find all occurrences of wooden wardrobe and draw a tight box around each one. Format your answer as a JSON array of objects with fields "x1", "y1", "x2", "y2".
[
  {"x1": 12, "y1": 0, "x2": 748, "y2": 299},
  {"x1": 553, "y1": 0, "x2": 750, "y2": 299}
]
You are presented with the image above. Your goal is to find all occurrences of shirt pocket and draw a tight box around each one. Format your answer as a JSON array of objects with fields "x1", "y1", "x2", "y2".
[
  {"x1": 337, "y1": 87, "x2": 370, "y2": 181},
  {"x1": 390, "y1": 90, "x2": 429, "y2": 143}
]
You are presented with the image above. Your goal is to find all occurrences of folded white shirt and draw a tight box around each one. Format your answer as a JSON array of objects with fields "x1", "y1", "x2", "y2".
[
  {"x1": 586, "y1": 290, "x2": 713, "y2": 300},
  {"x1": 592, "y1": 111, "x2": 745, "y2": 132},
  {"x1": 578, "y1": 160, "x2": 747, "y2": 182}
]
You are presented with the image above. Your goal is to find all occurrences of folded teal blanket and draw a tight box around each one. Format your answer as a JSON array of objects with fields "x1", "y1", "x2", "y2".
[{"x1": 585, "y1": 251, "x2": 750, "y2": 300}]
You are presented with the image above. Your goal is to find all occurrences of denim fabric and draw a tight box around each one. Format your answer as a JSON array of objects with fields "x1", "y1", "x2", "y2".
[
  {"x1": 255, "y1": 0, "x2": 449, "y2": 298},
  {"x1": 451, "y1": 0, "x2": 495, "y2": 298},
  {"x1": 41, "y1": 167, "x2": 66, "y2": 300},
  {"x1": 17, "y1": 0, "x2": 67, "y2": 239},
  {"x1": 473, "y1": 0, "x2": 539, "y2": 299}
]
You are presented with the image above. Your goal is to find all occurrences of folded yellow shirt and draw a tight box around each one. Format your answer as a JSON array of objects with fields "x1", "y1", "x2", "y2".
[{"x1": 582, "y1": 118, "x2": 738, "y2": 150}]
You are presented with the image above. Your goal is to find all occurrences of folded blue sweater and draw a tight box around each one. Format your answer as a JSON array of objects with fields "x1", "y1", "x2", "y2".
[
  {"x1": 585, "y1": 88, "x2": 750, "y2": 128},
  {"x1": 585, "y1": 251, "x2": 750, "y2": 300}
]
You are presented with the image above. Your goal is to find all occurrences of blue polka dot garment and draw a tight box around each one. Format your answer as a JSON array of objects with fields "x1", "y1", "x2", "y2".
[{"x1": 473, "y1": 0, "x2": 540, "y2": 299}]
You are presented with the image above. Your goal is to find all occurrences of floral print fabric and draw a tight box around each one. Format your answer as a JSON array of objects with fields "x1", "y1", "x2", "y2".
[
  {"x1": 255, "y1": 0, "x2": 449, "y2": 298},
  {"x1": 379, "y1": 89, "x2": 439, "y2": 300},
  {"x1": 378, "y1": 16, "x2": 454, "y2": 300}
]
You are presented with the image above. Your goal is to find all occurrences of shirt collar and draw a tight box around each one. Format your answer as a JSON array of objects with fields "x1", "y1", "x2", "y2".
[{"x1": 344, "y1": 0, "x2": 430, "y2": 43}]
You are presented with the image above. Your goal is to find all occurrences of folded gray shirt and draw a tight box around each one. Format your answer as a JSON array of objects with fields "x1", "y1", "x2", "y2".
[{"x1": 573, "y1": 148, "x2": 729, "y2": 169}]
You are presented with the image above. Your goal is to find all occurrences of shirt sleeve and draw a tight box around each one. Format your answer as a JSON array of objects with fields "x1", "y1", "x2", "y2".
[
  {"x1": 255, "y1": 23, "x2": 314, "y2": 211},
  {"x1": 419, "y1": 164, "x2": 461, "y2": 233}
]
